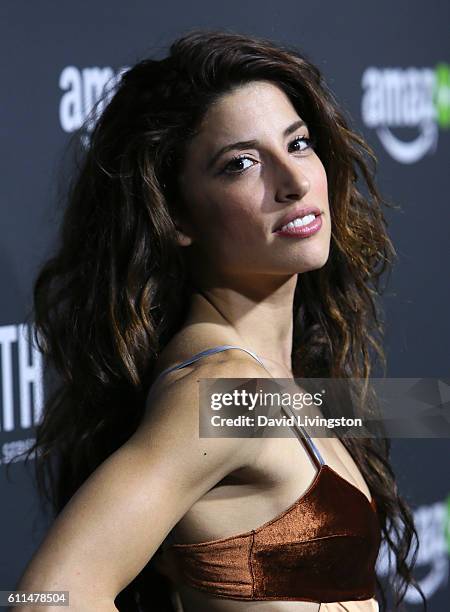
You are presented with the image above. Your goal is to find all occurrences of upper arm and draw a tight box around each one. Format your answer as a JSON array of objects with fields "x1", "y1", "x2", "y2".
[{"x1": 18, "y1": 355, "x2": 268, "y2": 601}]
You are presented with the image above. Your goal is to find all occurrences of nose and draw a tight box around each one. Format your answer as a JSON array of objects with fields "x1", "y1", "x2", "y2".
[{"x1": 274, "y1": 157, "x2": 310, "y2": 203}]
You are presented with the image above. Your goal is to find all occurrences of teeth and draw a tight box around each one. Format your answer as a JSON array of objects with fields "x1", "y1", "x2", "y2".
[{"x1": 281, "y1": 214, "x2": 316, "y2": 231}]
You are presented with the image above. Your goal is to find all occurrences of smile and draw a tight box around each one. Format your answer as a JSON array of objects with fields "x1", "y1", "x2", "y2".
[{"x1": 274, "y1": 213, "x2": 322, "y2": 238}]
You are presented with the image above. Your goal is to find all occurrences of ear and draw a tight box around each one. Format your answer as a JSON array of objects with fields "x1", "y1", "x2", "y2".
[
  {"x1": 173, "y1": 219, "x2": 194, "y2": 247},
  {"x1": 175, "y1": 227, "x2": 193, "y2": 247}
]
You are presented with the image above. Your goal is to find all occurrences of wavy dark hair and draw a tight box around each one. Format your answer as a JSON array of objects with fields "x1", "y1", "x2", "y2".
[{"x1": 11, "y1": 28, "x2": 426, "y2": 612}]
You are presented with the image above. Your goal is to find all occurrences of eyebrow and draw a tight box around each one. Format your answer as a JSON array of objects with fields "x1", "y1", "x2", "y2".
[{"x1": 207, "y1": 119, "x2": 307, "y2": 170}]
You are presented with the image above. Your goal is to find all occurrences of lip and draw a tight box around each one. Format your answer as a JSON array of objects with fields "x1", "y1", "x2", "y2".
[{"x1": 273, "y1": 205, "x2": 322, "y2": 232}]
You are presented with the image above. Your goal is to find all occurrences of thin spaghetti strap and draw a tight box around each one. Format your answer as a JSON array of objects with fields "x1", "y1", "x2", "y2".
[
  {"x1": 281, "y1": 403, "x2": 325, "y2": 469},
  {"x1": 153, "y1": 344, "x2": 273, "y2": 382}
]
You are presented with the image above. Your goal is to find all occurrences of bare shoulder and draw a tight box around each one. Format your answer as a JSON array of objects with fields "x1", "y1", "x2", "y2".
[{"x1": 133, "y1": 350, "x2": 271, "y2": 475}]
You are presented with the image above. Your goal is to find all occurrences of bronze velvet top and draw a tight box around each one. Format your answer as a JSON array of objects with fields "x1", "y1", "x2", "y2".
[{"x1": 155, "y1": 345, "x2": 381, "y2": 603}]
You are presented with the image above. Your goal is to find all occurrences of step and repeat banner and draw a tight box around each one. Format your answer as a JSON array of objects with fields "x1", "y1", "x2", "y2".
[{"x1": 1, "y1": 1, "x2": 449, "y2": 610}]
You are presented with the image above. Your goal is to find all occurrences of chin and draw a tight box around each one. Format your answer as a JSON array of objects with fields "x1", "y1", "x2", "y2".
[{"x1": 297, "y1": 249, "x2": 331, "y2": 273}]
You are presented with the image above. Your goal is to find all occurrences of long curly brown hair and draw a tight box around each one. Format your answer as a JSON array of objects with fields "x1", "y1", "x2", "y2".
[{"x1": 11, "y1": 28, "x2": 426, "y2": 611}]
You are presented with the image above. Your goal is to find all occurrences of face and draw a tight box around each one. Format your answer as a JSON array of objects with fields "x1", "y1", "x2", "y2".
[{"x1": 176, "y1": 80, "x2": 331, "y2": 286}]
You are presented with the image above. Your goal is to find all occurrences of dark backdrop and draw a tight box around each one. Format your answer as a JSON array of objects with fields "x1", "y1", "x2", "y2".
[{"x1": 1, "y1": 1, "x2": 449, "y2": 610}]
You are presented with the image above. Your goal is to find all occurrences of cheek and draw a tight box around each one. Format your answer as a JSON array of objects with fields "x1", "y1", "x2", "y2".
[
  {"x1": 313, "y1": 160, "x2": 329, "y2": 196},
  {"x1": 219, "y1": 191, "x2": 265, "y2": 245},
  {"x1": 204, "y1": 183, "x2": 263, "y2": 235},
  {"x1": 182, "y1": 193, "x2": 251, "y2": 254}
]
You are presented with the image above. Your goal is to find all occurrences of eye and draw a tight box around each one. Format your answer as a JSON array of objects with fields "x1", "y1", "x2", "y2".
[
  {"x1": 288, "y1": 134, "x2": 316, "y2": 153},
  {"x1": 221, "y1": 134, "x2": 316, "y2": 176},
  {"x1": 222, "y1": 155, "x2": 256, "y2": 175}
]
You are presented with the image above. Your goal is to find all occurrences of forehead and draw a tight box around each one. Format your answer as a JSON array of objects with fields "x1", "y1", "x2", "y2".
[{"x1": 197, "y1": 80, "x2": 303, "y2": 144}]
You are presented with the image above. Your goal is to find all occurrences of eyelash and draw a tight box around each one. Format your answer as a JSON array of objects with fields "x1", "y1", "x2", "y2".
[{"x1": 222, "y1": 135, "x2": 316, "y2": 176}]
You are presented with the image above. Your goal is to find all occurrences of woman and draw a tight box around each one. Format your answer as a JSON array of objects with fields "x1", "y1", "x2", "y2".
[{"x1": 13, "y1": 29, "x2": 426, "y2": 612}]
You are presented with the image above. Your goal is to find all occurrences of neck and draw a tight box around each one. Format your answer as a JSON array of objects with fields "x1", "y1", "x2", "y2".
[{"x1": 183, "y1": 274, "x2": 299, "y2": 374}]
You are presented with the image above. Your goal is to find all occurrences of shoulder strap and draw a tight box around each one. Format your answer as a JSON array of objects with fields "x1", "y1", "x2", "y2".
[
  {"x1": 280, "y1": 403, "x2": 326, "y2": 469},
  {"x1": 153, "y1": 344, "x2": 273, "y2": 382}
]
